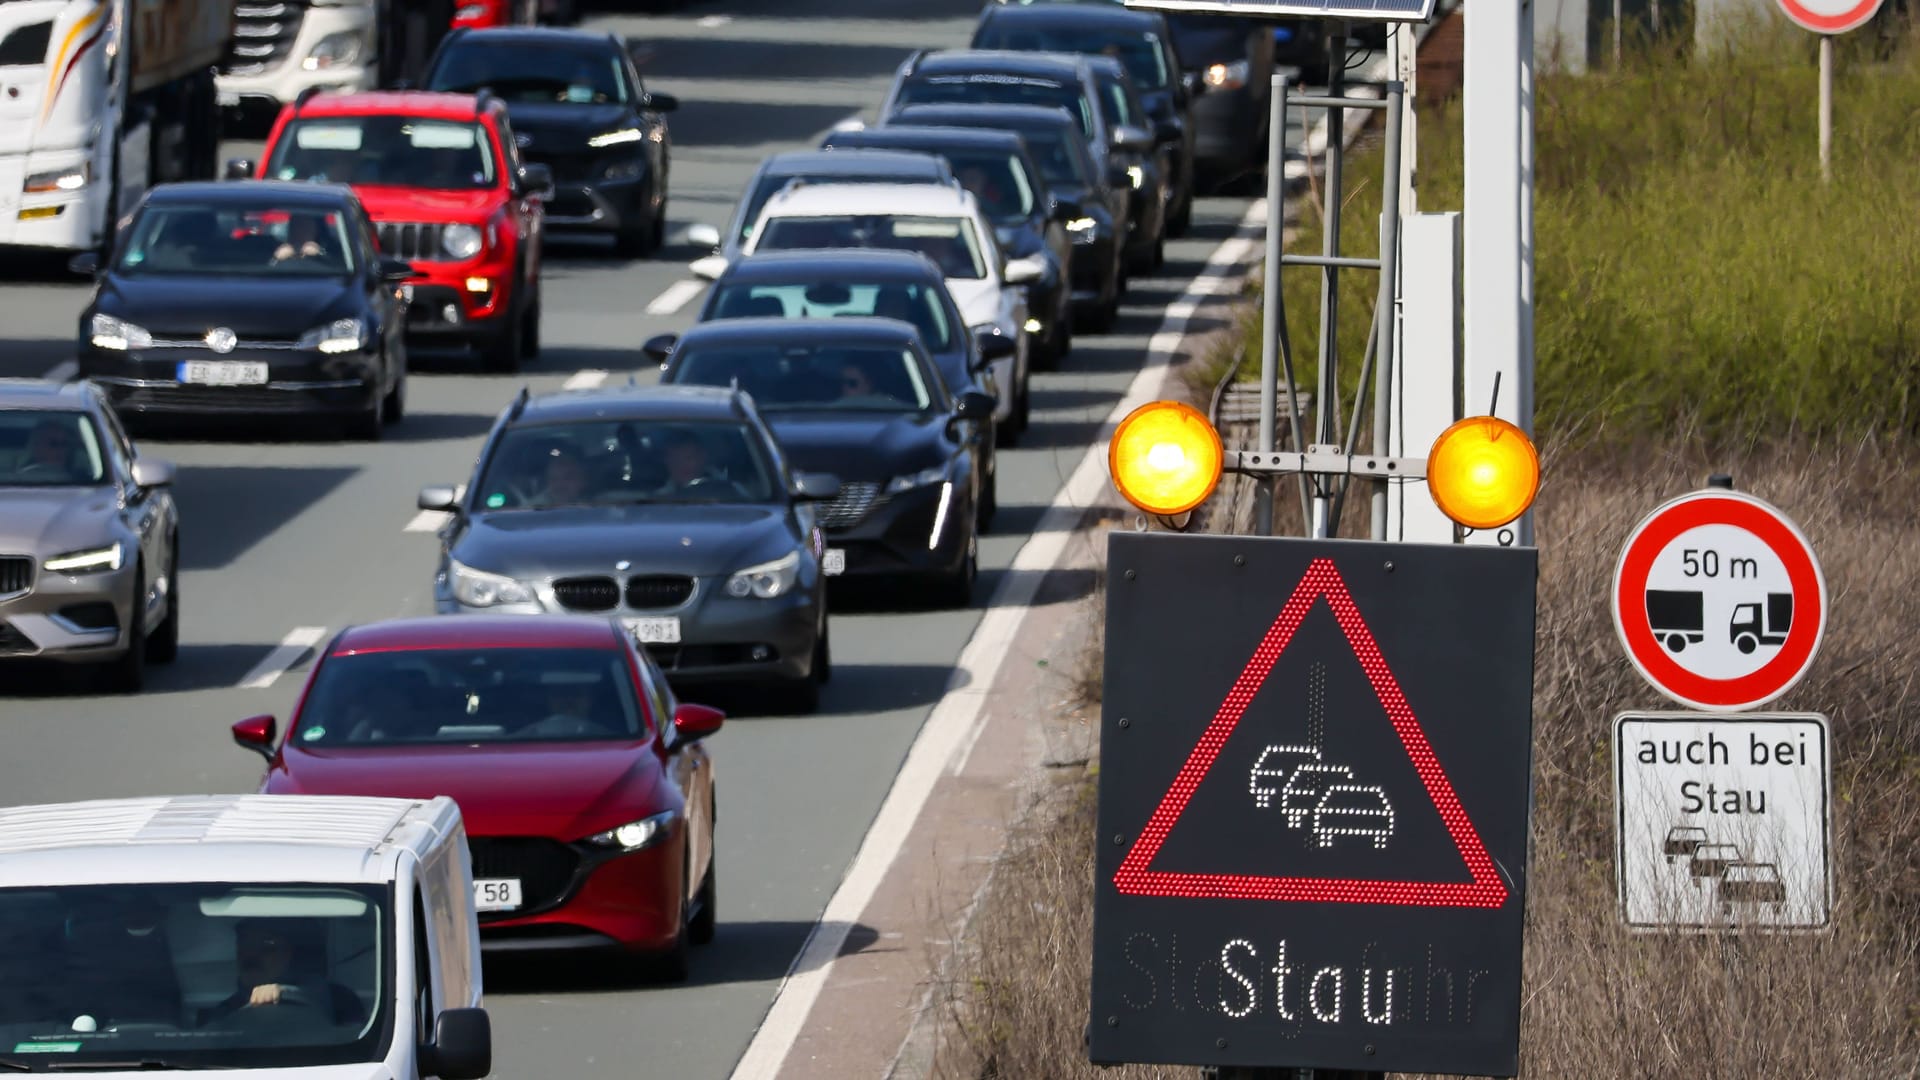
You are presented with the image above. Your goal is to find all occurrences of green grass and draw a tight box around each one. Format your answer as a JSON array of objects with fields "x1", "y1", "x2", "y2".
[{"x1": 1224, "y1": 18, "x2": 1920, "y2": 445}]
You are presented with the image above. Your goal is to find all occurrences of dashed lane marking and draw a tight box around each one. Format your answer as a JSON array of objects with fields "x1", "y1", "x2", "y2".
[
  {"x1": 563, "y1": 369, "x2": 609, "y2": 390},
  {"x1": 237, "y1": 626, "x2": 329, "y2": 689},
  {"x1": 645, "y1": 279, "x2": 706, "y2": 315},
  {"x1": 43, "y1": 360, "x2": 76, "y2": 382}
]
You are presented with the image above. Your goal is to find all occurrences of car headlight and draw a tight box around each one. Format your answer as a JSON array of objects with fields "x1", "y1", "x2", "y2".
[
  {"x1": 1205, "y1": 59, "x2": 1250, "y2": 90},
  {"x1": 886, "y1": 465, "x2": 947, "y2": 494},
  {"x1": 725, "y1": 550, "x2": 800, "y2": 599},
  {"x1": 442, "y1": 223, "x2": 484, "y2": 260},
  {"x1": 89, "y1": 313, "x2": 151, "y2": 350},
  {"x1": 588, "y1": 128, "x2": 645, "y2": 148},
  {"x1": 586, "y1": 810, "x2": 677, "y2": 851},
  {"x1": 1066, "y1": 216, "x2": 1097, "y2": 233},
  {"x1": 297, "y1": 317, "x2": 365, "y2": 354},
  {"x1": 449, "y1": 560, "x2": 537, "y2": 608},
  {"x1": 303, "y1": 30, "x2": 363, "y2": 71},
  {"x1": 1126, "y1": 165, "x2": 1145, "y2": 189},
  {"x1": 24, "y1": 164, "x2": 89, "y2": 193},
  {"x1": 44, "y1": 542, "x2": 123, "y2": 574}
]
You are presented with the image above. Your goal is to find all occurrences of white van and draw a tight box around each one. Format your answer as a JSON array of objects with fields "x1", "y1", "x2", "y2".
[{"x1": 0, "y1": 794, "x2": 490, "y2": 1078}]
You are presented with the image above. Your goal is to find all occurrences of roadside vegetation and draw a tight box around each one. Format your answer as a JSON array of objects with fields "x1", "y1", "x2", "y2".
[{"x1": 922, "y1": 18, "x2": 1920, "y2": 1079}]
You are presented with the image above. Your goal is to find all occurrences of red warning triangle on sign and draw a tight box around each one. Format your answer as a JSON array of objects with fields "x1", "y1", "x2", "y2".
[{"x1": 1113, "y1": 557, "x2": 1508, "y2": 908}]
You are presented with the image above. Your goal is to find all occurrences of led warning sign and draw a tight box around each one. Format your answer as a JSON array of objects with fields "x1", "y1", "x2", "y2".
[{"x1": 1089, "y1": 533, "x2": 1539, "y2": 1077}]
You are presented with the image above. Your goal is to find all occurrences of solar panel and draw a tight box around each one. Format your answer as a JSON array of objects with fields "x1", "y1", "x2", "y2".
[{"x1": 1123, "y1": 0, "x2": 1437, "y2": 23}]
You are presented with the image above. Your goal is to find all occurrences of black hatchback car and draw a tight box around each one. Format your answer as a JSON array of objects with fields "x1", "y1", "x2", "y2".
[
  {"x1": 658, "y1": 318, "x2": 993, "y2": 607},
  {"x1": 70, "y1": 181, "x2": 414, "y2": 439},
  {"x1": 818, "y1": 126, "x2": 1073, "y2": 367},
  {"x1": 422, "y1": 27, "x2": 678, "y2": 256}
]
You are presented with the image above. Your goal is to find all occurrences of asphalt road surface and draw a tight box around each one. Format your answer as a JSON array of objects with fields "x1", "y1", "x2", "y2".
[{"x1": 0, "y1": 0, "x2": 1329, "y2": 1074}]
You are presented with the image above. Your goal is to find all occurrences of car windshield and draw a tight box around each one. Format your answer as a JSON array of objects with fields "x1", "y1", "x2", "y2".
[
  {"x1": 428, "y1": 43, "x2": 627, "y2": 104},
  {"x1": 942, "y1": 150, "x2": 1036, "y2": 224},
  {"x1": 0, "y1": 883, "x2": 389, "y2": 1070},
  {"x1": 475, "y1": 419, "x2": 779, "y2": 510},
  {"x1": 1096, "y1": 73, "x2": 1139, "y2": 127},
  {"x1": 115, "y1": 205, "x2": 357, "y2": 277},
  {"x1": 739, "y1": 171, "x2": 934, "y2": 243},
  {"x1": 901, "y1": 75, "x2": 1096, "y2": 140},
  {"x1": 756, "y1": 214, "x2": 987, "y2": 279},
  {"x1": 293, "y1": 646, "x2": 647, "y2": 745},
  {"x1": 708, "y1": 280, "x2": 957, "y2": 352},
  {"x1": 974, "y1": 25, "x2": 1170, "y2": 90},
  {"x1": 1008, "y1": 125, "x2": 1090, "y2": 187},
  {"x1": 0, "y1": 410, "x2": 107, "y2": 486},
  {"x1": 674, "y1": 343, "x2": 935, "y2": 412},
  {"x1": 266, "y1": 116, "x2": 496, "y2": 190}
]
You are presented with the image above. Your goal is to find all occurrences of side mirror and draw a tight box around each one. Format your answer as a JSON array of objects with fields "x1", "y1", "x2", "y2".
[
  {"x1": 232, "y1": 714, "x2": 277, "y2": 761},
  {"x1": 1113, "y1": 125, "x2": 1154, "y2": 152},
  {"x1": 1049, "y1": 196, "x2": 1083, "y2": 222},
  {"x1": 647, "y1": 91, "x2": 678, "y2": 112},
  {"x1": 519, "y1": 163, "x2": 556, "y2": 201},
  {"x1": 131, "y1": 458, "x2": 176, "y2": 489},
  {"x1": 420, "y1": 1007, "x2": 491, "y2": 1080},
  {"x1": 975, "y1": 329, "x2": 1016, "y2": 363},
  {"x1": 792, "y1": 471, "x2": 841, "y2": 501},
  {"x1": 955, "y1": 390, "x2": 996, "y2": 420},
  {"x1": 68, "y1": 251, "x2": 100, "y2": 277},
  {"x1": 1183, "y1": 70, "x2": 1207, "y2": 98},
  {"x1": 223, "y1": 158, "x2": 254, "y2": 181},
  {"x1": 642, "y1": 333, "x2": 677, "y2": 363},
  {"x1": 689, "y1": 254, "x2": 729, "y2": 281},
  {"x1": 671, "y1": 702, "x2": 726, "y2": 743},
  {"x1": 1003, "y1": 255, "x2": 1044, "y2": 285},
  {"x1": 378, "y1": 257, "x2": 417, "y2": 283},
  {"x1": 1107, "y1": 162, "x2": 1133, "y2": 189},
  {"x1": 1155, "y1": 119, "x2": 1182, "y2": 144},
  {"x1": 686, "y1": 223, "x2": 722, "y2": 250},
  {"x1": 418, "y1": 484, "x2": 459, "y2": 512}
]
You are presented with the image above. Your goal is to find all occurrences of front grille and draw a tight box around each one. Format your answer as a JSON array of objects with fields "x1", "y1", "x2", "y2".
[
  {"x1": 377, "y1": 222, "x2": 447, "y2": 262},
  {"x1": 817, "y1": 481, "x2": 889, "y2": 529},
  {"x1": 553, "y1": 577, "x2": 619, "y2": 612},
  {"x1": 467, "y1": 837, "x2": 580, "y2": 916},
  {"x1": 625, "y1": 575, "x2": 693, "y2": 610},
  {"x1": 0, "y1": 556, "x2": 31, "y2": 597},
  {"x1": 221, "y1": 0, "x2": 310, "y2": 76},
  {"x1": 0, "y1": 622, "x2": 34, "y2": 655}
]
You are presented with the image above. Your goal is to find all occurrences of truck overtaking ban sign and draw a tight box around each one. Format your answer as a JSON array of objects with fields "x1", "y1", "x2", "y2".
[
  {"x1": 1774, "y1": 0, "x2": 1885, "y2": 35},
  {"x1": 1611, "y1": 489, "x2": 1826, "y2": 712},
  {"x1": 1614, "y1": 712, "x2": 1832, "y2": 930}
]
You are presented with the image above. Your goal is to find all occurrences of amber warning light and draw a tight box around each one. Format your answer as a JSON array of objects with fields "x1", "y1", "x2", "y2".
[
  {"x1": 1107, "y1": 400, "x2": 1223, "y2": 516},
  {"x1": 1425, "y1": 416, "x2": 1540, "y2": 530}
]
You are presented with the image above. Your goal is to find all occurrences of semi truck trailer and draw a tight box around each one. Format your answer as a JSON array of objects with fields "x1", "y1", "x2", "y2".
[{"x1": 0, "y1": 0, "x2": 231, "y2": 254}]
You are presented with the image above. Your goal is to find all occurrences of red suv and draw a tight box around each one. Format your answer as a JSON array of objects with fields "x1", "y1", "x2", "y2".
[
  {"x1": 451, "y1": 0, "x2": 563, "y2": 29},
  {"x1": 240, "y1": 89, "x2": 549, "y2": 372}
]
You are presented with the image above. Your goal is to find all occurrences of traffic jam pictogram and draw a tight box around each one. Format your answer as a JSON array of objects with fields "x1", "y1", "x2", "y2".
[{"x1": 1612, "y1": 489, "x2": 1827, "y2": 712}]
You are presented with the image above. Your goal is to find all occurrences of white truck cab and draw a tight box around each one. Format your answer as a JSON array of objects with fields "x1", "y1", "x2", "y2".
[{"x1": 0, "y1": 794, "x2": 490, "y2": 1079}]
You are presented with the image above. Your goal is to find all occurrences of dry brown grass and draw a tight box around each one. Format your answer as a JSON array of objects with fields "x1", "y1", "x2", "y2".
[{"x1": 924, "y1": 437, "x2": 1920, "y2": 1078}]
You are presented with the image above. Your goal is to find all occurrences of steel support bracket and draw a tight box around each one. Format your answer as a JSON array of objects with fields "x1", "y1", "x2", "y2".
[{"x1": 1226, "y1": 449, "x2": 1428, "y2": 481}]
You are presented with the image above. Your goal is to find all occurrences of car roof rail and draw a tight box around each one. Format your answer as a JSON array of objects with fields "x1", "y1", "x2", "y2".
[
  {"x1": 292, "y1": 85, "x2": 326, "y2": 116},
  {"x1": 507, "y1": 385, "x2": 530, "y2": 421},
  {"x1": 901, "y1": 48, "x2": 927, "y2": 76},
  {"x1": 474, "y1": 88, "x2": 497, "y2": 116}
]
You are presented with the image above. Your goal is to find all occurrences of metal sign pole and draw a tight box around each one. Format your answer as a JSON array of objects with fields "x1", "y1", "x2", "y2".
[
  {"x1": 1310, "y1": 22, "x2": 1349, "y2": 539},
  {"x1": 1368, "y1": 89, "x2": 1405, "y2": 542},
  {"x1": 1255, "y1": 72, "x2": 1292, "y2": 538},
  {"x1": 1819, "y1": 34, "x2": 1833, "y2": 182}
]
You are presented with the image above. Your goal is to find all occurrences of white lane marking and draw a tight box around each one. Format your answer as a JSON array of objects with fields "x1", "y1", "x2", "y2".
[
  {"x1": 563, "y1": 369, "x2": 609, "y2": 390},
  {"x1": 43, "y1": 360, "x2": 76, "y2": 382},
  {"x1": 697, "y1": 14, "x2": 732, "y2": 27},
  {"x1": 646, "y1": 279, "x2": 706, "y2": 315},
  {"x1": 726, "y1": 198, "x2": 1271, "y2": 1080},
  {"x1": 403, "y1": 484, "x2": 464, "y2": 533},
  {"x1": 237, "y1": 626, "x2": 329, "y2": 689}
]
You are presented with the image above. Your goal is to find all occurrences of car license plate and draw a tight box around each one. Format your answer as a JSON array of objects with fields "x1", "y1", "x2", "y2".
[
  {"x1": 178, "y1": 360, "x2": 267, "y2": 386},
  {"x1": 624, "y1": 616, "x2": 681, "y2": 643},
  {"x1": 822, "y1": 548, "x2": 846, "y2": 576},
  {"x1": 473, "y1": 879, "x2": 521, "y2": 912}
]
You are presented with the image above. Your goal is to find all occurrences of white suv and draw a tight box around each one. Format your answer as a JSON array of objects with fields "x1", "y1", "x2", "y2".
[{"x1": 743, "y1": 181, "x2": 1044, "y2": 436}]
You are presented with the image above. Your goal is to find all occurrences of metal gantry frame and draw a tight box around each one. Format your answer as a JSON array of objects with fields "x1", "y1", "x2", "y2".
[{"x1": 1244, "y1": 22, "x2": 1408, "y2": 544}]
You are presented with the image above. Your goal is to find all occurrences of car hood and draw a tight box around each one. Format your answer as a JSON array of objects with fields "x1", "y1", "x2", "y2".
[
  {"x1": 454, "y1": 503, "x2": 794, "y2": 580},
  {"x1": 0, "y1": 487, "x2": 120, "y2": 555},
  {"x1": 96, "y1": 274, "x2": 356, "y2": 339},
  {"x1": 946, "y1": 278, "x2": 1005, "y2": 325},
  {"x1": 274, "y1": 741, "x2": 661, "y2": 838},
  {"x1": 762, "y1": 412, "x2": 947, "y2": 483},
  {"x1": 349, "y1": 184, "x2": 500, "y2": 224},
  {"x1": 508, "y1": 101, "x2": 632, "y2": 147}
]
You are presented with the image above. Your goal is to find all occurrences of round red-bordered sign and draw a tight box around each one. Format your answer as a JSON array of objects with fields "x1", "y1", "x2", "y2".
[
  {"x1": 1776, "y1": 0, "x2": 1885, "y2": 35},
  {"x1": 1612, "y1": 490, "x2": 1826, "y2": 711}
]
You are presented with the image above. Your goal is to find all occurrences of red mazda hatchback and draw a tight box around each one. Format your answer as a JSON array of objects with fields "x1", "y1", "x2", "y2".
[{"x1": 230, "y1": 614, "x2": 722, "y2": 979}]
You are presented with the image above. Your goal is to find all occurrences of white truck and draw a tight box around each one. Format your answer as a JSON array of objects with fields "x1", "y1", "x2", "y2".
[
  {"x1": 214, "y1": 0, "x2": 454, "y2": 132},
  {"x1": 0, "y1": 0, "x2": 232, "y2": 255}
]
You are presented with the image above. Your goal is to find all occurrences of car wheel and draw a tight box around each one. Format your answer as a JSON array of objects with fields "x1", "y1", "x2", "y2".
[
  {"x1": 521, "y1": 296, "x2": 541, "y2": 358},
  {"x1": 689, "y1": 850, "x2": 717, "y2": 946},
  {"x1": 145, "y1": 549, "x2": 180, "y2": 665},
  {"x1": 478, "y1": 305, "x2": 523, "y2": 373},
  {"x1": 344, "y1": 386, "x2": 384, "y2": 442},
  {"x1": 978, "y1": 466, "x2": 997, "y2": 532},
  {"x1": 650, "y1": 868, "x2": 692, "y2": 982},
  {"x1": 614, "y1": 183, "x2": 656, "y2": 258},
  {"x1": 812, "y1": 614, "x2": 831, "y2": 685},
  {"x1": 934, "y1": 535, "x2": 977, "y2": 609},
  {"x1": 106, "y1": 568, "x2": 146, "y2": 693},
  {"x1": 383, "y1": 353, "x2": 406, "y2": 424}
]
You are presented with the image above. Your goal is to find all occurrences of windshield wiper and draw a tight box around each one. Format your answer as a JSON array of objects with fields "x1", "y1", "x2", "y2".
[
  {"x1": 0, "y1": 1060, "x2": 32, "y2": 1072},
  {"x1": 45, "y1": 1061, "x2": 188, "y2": 1071}
]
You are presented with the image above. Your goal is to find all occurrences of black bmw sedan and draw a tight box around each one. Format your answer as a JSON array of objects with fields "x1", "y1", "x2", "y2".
[
  {"x1": 70, "y1": 180, "x2": 413, "y2": 440},
  {"x1": 817, "y1": 125, "x2": 1076, "y2": 368},
  {"x1": 423, "y1": 26, "x2": 678, "y2": 257},
  {"x1": 658, "y1": 318, "x2": 994, "y2": 608}
]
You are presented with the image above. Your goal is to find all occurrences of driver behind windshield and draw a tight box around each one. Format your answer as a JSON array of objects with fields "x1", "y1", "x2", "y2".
[
  {"x1": 657, "y1": 429, "x2": 727, "y2": 496},
  {"x1": 198, "y1": 919, "x2": 365, "y2": 1029},
  {"x1": 19, "y1": 418, "x2": 82, "y2": 482}
]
